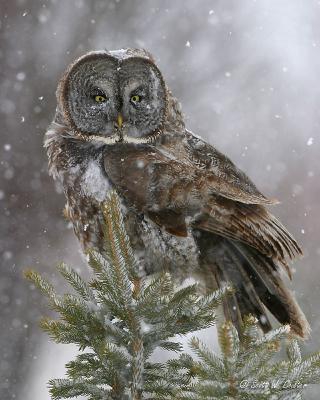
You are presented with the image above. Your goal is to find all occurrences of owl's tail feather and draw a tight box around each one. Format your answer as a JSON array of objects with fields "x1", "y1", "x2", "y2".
[{"x1": 200, "y1": 235, "x2": 310, "y2": 339}]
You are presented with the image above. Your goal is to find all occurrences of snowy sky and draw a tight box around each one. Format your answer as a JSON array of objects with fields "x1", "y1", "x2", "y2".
[{"x1": 1, "y1": 1, "x2": 320, "y2": 399}]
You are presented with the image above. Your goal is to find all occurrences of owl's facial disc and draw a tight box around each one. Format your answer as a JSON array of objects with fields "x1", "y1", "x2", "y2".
[{"x1": 61, "y1": 52, "x2": 167, "y2": 144}]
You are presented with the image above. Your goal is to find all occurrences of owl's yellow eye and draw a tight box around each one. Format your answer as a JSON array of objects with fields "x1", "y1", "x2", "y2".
[
  {"x1": 131, "y1": 95, "x2": 141, "y2": 103},
  {"x1": 95, "y1": 95, "x2": 106, "y2": 103}
]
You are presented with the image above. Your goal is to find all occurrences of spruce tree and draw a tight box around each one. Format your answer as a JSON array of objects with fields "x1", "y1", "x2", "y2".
[{"x1": 25, "y1": 191, "x2": 229, "y2": 399}]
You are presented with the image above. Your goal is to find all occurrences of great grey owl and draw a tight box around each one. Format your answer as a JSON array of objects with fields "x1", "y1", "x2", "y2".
[{"x1": 44, "y1": 49, "x2": 309, "y2": 338}]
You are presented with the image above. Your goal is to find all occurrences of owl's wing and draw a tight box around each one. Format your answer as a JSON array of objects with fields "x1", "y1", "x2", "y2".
[
  {"x1": 184, "y1": 130, "x2": 278, "y2": 205},
  {"x1": 194, "y1": 199, "x2": 302, "y2": 270},
  {"x1": 103, "y1": 141, "x2": 302, "y2": 266},
  {"x1": 183, "y1": 132, "x2": 302, "y2": 263}
]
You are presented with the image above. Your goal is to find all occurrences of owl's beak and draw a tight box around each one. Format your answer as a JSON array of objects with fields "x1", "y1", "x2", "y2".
[
  {"x1": 113, "y1": 113, "x2": 124, "y2": 142},
  {"x1": 117, "y1": 113, "x2": 123, "y2": 130}
]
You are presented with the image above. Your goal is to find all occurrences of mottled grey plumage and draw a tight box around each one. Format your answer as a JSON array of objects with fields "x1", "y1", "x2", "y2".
[{"x1": 45, "y1": 49, "x2": 310, "y2": 338}]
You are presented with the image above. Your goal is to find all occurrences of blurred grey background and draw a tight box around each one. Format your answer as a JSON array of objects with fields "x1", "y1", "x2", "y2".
[{"x1": 1, "y1": 0, "x2": 320, "y2": 399}]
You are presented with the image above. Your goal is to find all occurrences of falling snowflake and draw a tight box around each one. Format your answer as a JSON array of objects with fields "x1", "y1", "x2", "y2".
[
  {"x1": 307, "y1": 137, "x2": 314, "y2": 146},
  {"x1": 185, "y1": 41, "x2": 191, "y2": 48},
  {"x1": 16, "y1": 72, "x2": 26, "y2": 81}
]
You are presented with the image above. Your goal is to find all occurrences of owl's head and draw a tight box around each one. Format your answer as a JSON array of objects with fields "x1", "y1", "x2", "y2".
[{"x1": 57, "y1": 49, "x2": 167, "y2": 144}]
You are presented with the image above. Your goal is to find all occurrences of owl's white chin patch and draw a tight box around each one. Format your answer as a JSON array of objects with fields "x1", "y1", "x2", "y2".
[
  {"x1": 122, "y1": 136, "x2": 152, "y2": 144},
  {"x1": 88, "y1": 125, "x2": 161, "y2": 145},
  {"x1": 89, "y1": 134, "x2": 156, "y2": 145}
]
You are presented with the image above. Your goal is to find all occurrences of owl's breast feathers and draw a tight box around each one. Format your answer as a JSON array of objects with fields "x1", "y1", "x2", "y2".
[{"x1": 103, "y1": 130, "x2": 302, "y2": 274}]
